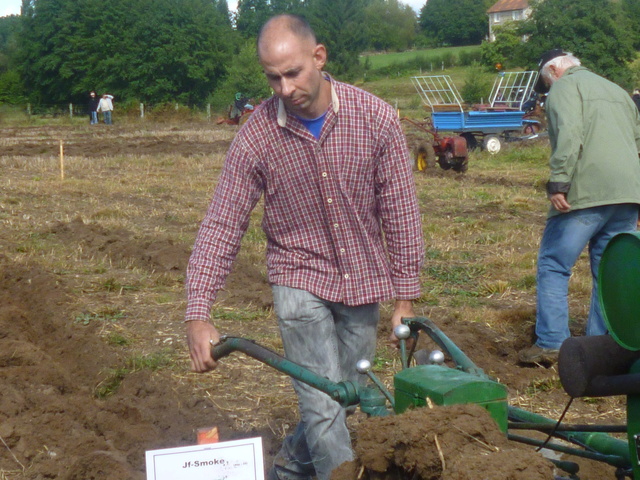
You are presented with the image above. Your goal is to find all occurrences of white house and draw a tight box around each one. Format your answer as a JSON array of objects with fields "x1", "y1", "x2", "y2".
[{"x1": 487, "y1": 0, "x2": 531, "y2": 42}]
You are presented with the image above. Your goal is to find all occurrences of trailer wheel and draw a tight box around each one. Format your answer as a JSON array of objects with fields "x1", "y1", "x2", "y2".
[
  {"x1": 414, "y1": 143, "x2": 436, "y2": 171},
  {"x1": 483, "y1": 135, "x2": 502, "y2": 154}
]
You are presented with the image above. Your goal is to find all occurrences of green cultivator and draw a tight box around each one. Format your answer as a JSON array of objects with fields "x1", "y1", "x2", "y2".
[{"x1": 211, "y1": 232, "x2": 640, "y2": 479}]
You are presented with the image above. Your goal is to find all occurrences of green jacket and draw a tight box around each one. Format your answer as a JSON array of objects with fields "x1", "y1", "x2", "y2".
[{"x1": 545, "y1": 66, "x2": 640, "y2": 217}]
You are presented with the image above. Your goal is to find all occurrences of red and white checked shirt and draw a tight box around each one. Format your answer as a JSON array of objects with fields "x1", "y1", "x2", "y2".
[{"x1": 185, "y1": 77, "x2": 424, "y2": 322}]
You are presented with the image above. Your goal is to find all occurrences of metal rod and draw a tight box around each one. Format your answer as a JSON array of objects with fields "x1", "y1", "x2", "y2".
[
  {"x1": 508, "y1": 433, "x2": 629, "y2": 468},
  {"x1": 509, "y1": 406, "x2": 630, "y2": 465},
  {"x1": 509, "y1": 422, "x2": 628, "y2": 433},
  {"x1": 365, "y1": 372, "x2": 395, "y2": 409},
  {"x1": 405, "y1": 317, "x2": 486, "y2": 377},
  {"x1": 399, "y1": 339, "x2": 408, "y2": 370},
  {"x1": 211, "y1": 336, "x2": 359, "y2": 407}
]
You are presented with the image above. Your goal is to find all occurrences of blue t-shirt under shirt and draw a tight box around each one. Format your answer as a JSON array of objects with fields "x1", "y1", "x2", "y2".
[{"x1": 296, "y1": 111, "x2": 327, "y2": 139}]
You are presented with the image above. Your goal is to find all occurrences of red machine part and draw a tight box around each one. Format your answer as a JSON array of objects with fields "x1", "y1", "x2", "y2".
[{"x1": 401, "y1": 117, "x2": 469, "y2": 173}]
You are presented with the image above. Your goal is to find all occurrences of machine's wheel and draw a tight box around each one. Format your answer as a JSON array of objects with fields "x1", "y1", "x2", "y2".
[
  {"x1": 414, "y1": 143, "x2": 436, "y2": 172},
  {"x1": 483, "y1": 135, "x2": 502, "y2": 154},
  {"x1": 437, "y1": 148, "x2": 453, "y2": 170},
  {"x1": 452, "y1": 155, "x2": 469, "y2": 173},
  {"x1": 461, "y1": 132, "x2": 478, "y2": 150}
]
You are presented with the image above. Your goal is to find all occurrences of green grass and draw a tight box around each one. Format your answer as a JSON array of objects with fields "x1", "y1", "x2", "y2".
[
  {"x1": 95, "y1": 350, "x2": 177, "y2": 398},
  {"x1": 74, "y1": 309, "x2": 125, "y2": 325},
  {"x1": 361, "y1": 45, "x2": 482, "y2": 70}
]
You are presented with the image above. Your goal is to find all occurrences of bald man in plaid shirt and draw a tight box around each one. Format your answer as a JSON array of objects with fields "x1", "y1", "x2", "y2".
[{"x1": 184, "y1": 14, "x2": 424, "y2": 480}]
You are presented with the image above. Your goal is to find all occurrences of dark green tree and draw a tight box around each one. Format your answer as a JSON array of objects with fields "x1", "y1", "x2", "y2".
[
  {"x1": 210, "y1": 40, "x2": 272, "y2": 109},
  {"x1": 270, "y1": 0, "x2": 303, "y2": 13},
  {"x1": 0, "y1": 15, "x2": 20, "y2": 73},
  {"x1": 235, "y1": 0, "x2": 302, "y2": 37},
  {"x1": 215, "y1": 0, "x2": 232, "y2": 26},
  {"x1": 235, "y1": 0, "x2": 272, "y2": 37},
  {"x1": 419, "y1": 0, "x2": 493, "y2": 46},
  {"x1": 363, "y1": 0, "x2": 417, "y2": 52},
  {"x1": 306, "y1": 0, "x2": 368, "y2": 76},
  {"x1": 520, "y1": 0, "x2": 635, "y2": 85},
  {"x1": 0, "y1": 15, "x2": 26, "y2": 104},
  {"x1": 620, "y1": 0, "x2": 640, "y2": 50},
  {"x1": 17, "y1": 0, "x2": 236, "y2": 105}
]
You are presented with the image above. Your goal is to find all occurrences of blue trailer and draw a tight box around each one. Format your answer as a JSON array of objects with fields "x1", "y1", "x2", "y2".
[{"x1": 411, "y1": 72, "x2": 542, "y2": 154}]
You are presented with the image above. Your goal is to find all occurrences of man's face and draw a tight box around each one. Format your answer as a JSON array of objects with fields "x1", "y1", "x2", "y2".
[{"x1": 259, "y1": 33, "x2": 327, "y2": 119}]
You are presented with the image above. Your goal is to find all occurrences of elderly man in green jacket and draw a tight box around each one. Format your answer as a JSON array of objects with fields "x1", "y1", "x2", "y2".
[{"x1": 519, "y1": 50, "x2": 640, "y2": 365}]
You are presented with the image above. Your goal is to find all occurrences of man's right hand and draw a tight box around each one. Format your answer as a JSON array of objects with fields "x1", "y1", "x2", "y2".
[{"x1": 186, "y1": 320, "x2": 221, "y2": 373}]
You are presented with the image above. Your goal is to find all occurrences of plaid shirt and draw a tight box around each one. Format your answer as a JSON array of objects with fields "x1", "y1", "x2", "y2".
[{"x1": 185, "y1": 78, "x2": 424, "y2": 321}]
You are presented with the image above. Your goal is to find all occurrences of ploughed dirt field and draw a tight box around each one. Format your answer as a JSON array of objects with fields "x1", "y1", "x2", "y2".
[{"x1": 0, "y1": 122, "x2": 628, "y2": 479}]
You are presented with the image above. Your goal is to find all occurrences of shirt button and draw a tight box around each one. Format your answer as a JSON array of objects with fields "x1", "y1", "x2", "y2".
[
  {"x1": 334, "y1": 223, "x2": 339, "y2": 228},
  {"x1": 340, "y1": 248, "x2": 345, "y2": 253},
  {"x1": 322, "y1": 172, "x2": 328, "y2": 177},
  {"x1": 327, "y1": 198, "x2": 333, "y2": 204},
  {"x1": 344, "y1": 274, "x2": 350, "y2": 279}
]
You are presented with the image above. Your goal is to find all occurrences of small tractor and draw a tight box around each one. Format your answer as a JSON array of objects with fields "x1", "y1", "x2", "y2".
[
  {"x1": 402, "y1": 116, "x2": 469, "y2": 173},
  {"x1": 210, "y1": 231, "x2": 640, "y2": 479},
  {"x1": 216, "y1": 93, "x2": 255, "y2": 126}
]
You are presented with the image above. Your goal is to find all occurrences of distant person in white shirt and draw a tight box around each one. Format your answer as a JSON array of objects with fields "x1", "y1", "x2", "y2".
[{"x1": 97, "y1": 94, "x2": 114, "y2": 125}]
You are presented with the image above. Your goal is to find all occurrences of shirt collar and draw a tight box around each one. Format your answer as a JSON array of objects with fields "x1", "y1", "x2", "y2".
[{"x1": 277, "y1": 74, "x2": 339, "y2": 128}]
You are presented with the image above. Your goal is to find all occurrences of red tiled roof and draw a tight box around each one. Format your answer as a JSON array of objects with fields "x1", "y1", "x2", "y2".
[{"x1": 487, "y1": 0, "x2": 529, "y2": 14}]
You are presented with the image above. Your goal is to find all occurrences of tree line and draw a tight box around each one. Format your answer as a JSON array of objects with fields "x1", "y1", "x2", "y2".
[
  {"x1": 0, "y1": 0, "x2": 425, "y2": 108},
  {"x1": 0, "y1": 0, "x2": 638, "y2": 109}
]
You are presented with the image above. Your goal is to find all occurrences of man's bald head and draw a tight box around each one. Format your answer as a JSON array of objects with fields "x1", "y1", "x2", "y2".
[{"x1": 257, "y1": 15, "x2": 317, "y2": 59}]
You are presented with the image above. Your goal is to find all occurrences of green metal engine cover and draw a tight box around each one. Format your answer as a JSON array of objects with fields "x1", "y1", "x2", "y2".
[{"x1": 394, "y1": 365, "x2": 508, "y2": 432}]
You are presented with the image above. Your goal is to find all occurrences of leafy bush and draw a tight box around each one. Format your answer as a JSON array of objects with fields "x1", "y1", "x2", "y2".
[
  {"x1": 208, "y1": 41, "x2": 272, "y2": 111},
  {"x1": 461, "y1": 67, "x2": 493, "y2": 105}
]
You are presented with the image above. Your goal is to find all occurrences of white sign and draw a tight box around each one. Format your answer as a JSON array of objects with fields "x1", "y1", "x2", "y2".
[{"x1": 146, "y1": 437, "x2": 264, "y2": 480}]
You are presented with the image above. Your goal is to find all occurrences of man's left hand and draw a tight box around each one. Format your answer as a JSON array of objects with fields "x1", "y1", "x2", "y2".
[{"x1": 549, "y1": 192, "x2": 571, "y2": 212}]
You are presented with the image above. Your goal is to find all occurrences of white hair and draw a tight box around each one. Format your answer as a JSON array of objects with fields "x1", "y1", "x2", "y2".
[{"x1": 541, "y1": 54, "x2": 581, "y2": 84}]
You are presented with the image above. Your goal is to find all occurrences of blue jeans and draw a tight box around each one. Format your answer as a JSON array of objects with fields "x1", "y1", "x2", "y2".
[
  {"x1": 90, "y1": 112, "x2": 98, "y2": 124},
  {"x1": 103, "y1": 111, "x2": 112, "y2": 125},
  {"x1": 272, "y1": 286, "x2": 379, "y2": 480},
  {"x1": 535, "y1": 204, "x2": 638, "y2": 349}
]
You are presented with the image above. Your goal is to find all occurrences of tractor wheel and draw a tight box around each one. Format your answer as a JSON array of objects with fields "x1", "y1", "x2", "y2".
[
  {"x1": 482, "y1": 135, "x2": 502, "y2": 154},
  {"x1": 437, "y1": 148, "x2": 453, "y2": 170},
  {"x1": 452, "y1": 155, "x2": 469, "y2": 173},
  {"x1": 414, "y1": 143, "x2": 436, "y2": 172},
  {"x1": 461, "y1": 133, "x2": 478, "y2": 150}
]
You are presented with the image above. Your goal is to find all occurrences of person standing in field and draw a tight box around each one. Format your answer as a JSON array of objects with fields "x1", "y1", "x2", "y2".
[
  {"x1": 97, "y1": 94, "x2": 114, "y2": 125},
  {"x1": 88, "y1": 91, "x2": 99, "y2": 125},
  {"x1": 184, "y1": 14, "x2": 424, "y2": 480},
  {"x1": 518, "y1": 50, "x2": 640, "y2": 366}
]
